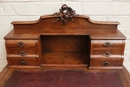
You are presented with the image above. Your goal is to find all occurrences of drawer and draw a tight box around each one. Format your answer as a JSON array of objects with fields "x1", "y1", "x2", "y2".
[
  {"x1": 7, "y1": 57, "x2": 38, "y2": 65},
  {"x1": 90, "y1": 58, "x2": 123, "y2": 66},
  {"x1": 92, "y1": 40, "x2": 124, "y2": 48},
  {"x1": 6, "y1": 40, "x2": 37, "y2": 48},
  {"x1": 7, "y1": 48, "x2": 38, "y2": 57},
  {"x1": 92, "y1": 49, "x2": 123, "y2": 56}
]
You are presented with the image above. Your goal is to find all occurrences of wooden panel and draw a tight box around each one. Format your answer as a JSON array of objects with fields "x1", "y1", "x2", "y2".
[
  {"x1": 7, "y1": 57, "x2": 38, "y2": 65},
  {"x1": 6, "y1": 40, "x2": 37, "y2": 48},
  {"x1": 12, "y1": 17, "x2": 118, "y2": 30},
  {"x1": 4, "y1": 29, "x2": 126, "y2": 40},
  {"x1": 92, "y1": 40, "x2": 124, "y2": 48},
  {"x1": 90, "y1": 58, "x2": 123, "y2": 66},
  {"x1": 42, "y1": 52, "x2": 89, "y2": 64},
  {"x1": 92, "y1": 48, "x2": 122, "y2": 55},
  {"x1": 42, "y1": 35, "x2": 90, "y2": 52},
  {"x1": 7, "y1": 48, "x2": 38, "y2": 55}
]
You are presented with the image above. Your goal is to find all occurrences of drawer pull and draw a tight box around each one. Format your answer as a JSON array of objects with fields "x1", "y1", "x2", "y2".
[
  {"x1": 102, "y1": 61, "x2": 111, "y2": 66},
  {"x1": 103, "y1": 51, "x2": 111, "y2": 57},
  {"x1": 17, "y1": 42, "x2": 25, "y2": 47},
  {"x1": 19, "y1": 61, "x2": 27, "y2": 65},
  {"x1": 18, "y1": 51, "x2": 28, "y2": 56},
  {"x1": 103, "y1": 42, "x2": 113, "y2": 47}
]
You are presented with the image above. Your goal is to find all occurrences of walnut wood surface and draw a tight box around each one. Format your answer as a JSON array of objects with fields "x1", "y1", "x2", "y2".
[
  {"x1": 5, "y1": 40, "x2": 37, "y2": 47},
  {"x1": 90, "y1": 58, "x2": 123, "y2": 66},
  {"x1": 42, "y1": 52, "x2": 88, "y2": 64},
  {"x1": 4, "y1": 15, "x2": 126, "y2": 40},
  {"x1": 4, "y1": 14, "x2": 126, "y2": 69},
  {"x1": 2, "y1": 4, "x2": 128, "y2": 87},
  {"x1": 7, "y1": 57, "x2": 38, "y2": 65},
  {"x1": 42, "y1": 35, "x2": 89, "y2": 52},
  {"x1": 4, "y1": 29, "x2": 126, "y2": 40}
]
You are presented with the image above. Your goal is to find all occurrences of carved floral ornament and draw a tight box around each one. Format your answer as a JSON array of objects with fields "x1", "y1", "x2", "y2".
[{"x1": 52, "y1": 4, "x2": 78, "y2": 25}]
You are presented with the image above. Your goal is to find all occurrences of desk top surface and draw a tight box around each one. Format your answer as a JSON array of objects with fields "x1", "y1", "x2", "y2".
[{"x1": 0, "y1": 66, "x2": 130, "y2": 87}]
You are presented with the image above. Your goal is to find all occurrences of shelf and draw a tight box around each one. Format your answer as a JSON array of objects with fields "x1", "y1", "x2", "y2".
[{"x1": 42, "y1": 51, "x2": 89, "y2": 65}]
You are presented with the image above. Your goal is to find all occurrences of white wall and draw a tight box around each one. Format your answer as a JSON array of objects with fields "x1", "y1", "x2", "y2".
[{"x1": 0, "y1": 0, "x2": 130, "y2": 72}]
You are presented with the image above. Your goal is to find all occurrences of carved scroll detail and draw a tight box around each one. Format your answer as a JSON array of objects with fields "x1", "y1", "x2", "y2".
[{"x1": 52, "y1": 4, "x2": 78, "y2": 25}]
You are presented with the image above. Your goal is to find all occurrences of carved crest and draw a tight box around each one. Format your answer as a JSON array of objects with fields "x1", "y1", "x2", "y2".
[{"x1": 52, "y1": 4, "x2": 78, "y2": 25}]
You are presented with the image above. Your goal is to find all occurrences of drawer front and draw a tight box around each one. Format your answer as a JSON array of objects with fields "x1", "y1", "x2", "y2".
[
  {"x1": 92, "y1": 49, "x2": 122, "y2": 56},
  {"x1": 6, "y1": 40, "x2": 37, "y2": 48},
  {"x1": 7, "y1": 57, "x2": 38, "y2": 65},
  {"x1": 90, "y1": 58, "x2": 123, "y2": 66},
  {"x1": 92, "y1": 40, "x2": 124, "y2": 48},
  {"x1": 7, "y1": 48, "x2": 38, "y2": 56}
]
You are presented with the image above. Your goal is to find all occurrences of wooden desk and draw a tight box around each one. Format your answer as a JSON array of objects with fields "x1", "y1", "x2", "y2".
[
  {"x1": 4, "y1": 4, "x2": 126, "y2": 69},
  {"x1": 2, "y1": 4, "x2": 129, "y2": 87}
]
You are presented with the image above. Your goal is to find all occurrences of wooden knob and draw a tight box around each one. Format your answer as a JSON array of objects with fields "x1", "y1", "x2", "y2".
[
  {"x1": 17, "y1": 42, "x2": 25, "y2": 47},
  {"x1": 102, "y1": 61, "x2": 111, "y2": 66},
  {"x1": 103, "y1": 42, "x2": 113, "y2": 47},
  {"x1": 18, "y1": 51, "x2": 27, "y2": 56},
  {"x1": 19, "y1": 61, "x2": 27, "y2": 65}
]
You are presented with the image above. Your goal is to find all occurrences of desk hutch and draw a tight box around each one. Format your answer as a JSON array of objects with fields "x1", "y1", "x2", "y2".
[{"x1": 4, "y1": 4, "x2": 126, "y2": 69}]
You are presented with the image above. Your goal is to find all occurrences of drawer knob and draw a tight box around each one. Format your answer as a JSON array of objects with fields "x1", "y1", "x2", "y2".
[
  {"x1": 103, "y1": 42, "x2": 113, "y2": 47},
  {"x1": 102, "y1": 61, "x2": 111, "y2": 66},
  {"x1": 19, "y1": 61, "x2": 27, "y2": 65},
  {"x1": 103, "y1": 51, "x2": 111, "y2": 57},
  {"x1": 17, "y1": 42, "x2": 25, "y2": 47},
  {"x1": 18, "y1": 51, "x2": 28, "y2": 56}
]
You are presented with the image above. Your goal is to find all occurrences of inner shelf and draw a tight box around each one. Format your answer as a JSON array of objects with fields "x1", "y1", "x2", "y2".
[{"x1": 42, "y1": 51, "x2": 88, "y2": 64}]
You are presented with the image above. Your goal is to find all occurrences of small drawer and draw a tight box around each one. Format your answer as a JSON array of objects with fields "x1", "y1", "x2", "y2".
[
  {"x1": 90, "y1": 58, "x2": 123, "y2": 66},
  {"x1": 7, "y1": 48, "x2": 38, "y2": 56},
  {"x1": 92, "y1": 49, "x2": 123, "y2": 56},
  {"x1": 7, "y1": 57, "x2": 38, "y2": 65},
  {"x1": 6, "y1": 40, "x2": 37, "y2": 48},
  {"x1": 92, "y1": 40, "x2": 124, "y2": 48}
]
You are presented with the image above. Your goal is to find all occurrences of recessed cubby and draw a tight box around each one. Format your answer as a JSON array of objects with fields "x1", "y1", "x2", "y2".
[{"x1": 41, "y1": 35, "x2": 90, "y2": 66}]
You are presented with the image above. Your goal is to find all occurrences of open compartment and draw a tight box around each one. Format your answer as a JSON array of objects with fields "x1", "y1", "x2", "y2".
[{"x1": 41, "y1": 35, "x2": 90, "y2": 67}]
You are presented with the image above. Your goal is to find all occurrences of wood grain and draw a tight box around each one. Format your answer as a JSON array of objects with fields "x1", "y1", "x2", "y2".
[{"x1": 4, "y1": 13, "x2": 126, "y2": 69}]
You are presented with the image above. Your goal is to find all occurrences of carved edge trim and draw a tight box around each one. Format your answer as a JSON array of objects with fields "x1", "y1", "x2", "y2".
[{"x1": 11, "y1": 15, "x2": 119, "y2": 25}]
